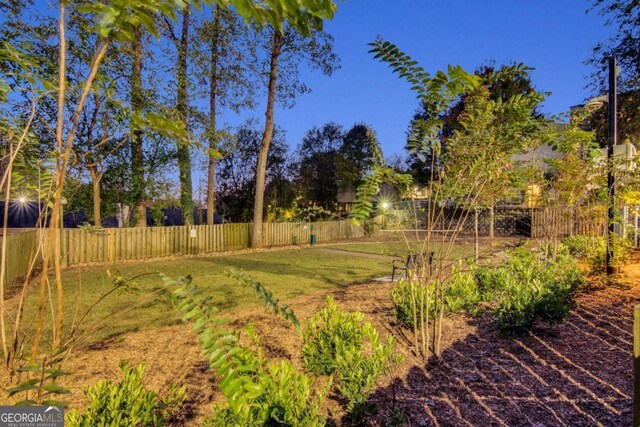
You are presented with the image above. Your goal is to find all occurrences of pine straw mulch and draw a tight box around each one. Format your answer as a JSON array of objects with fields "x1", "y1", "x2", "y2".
[{"x1": 57, "y1": 263, "x2": 638, "y2": 426}]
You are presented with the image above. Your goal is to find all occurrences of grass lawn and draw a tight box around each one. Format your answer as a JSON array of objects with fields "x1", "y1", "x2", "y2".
[{"x1": 15, "y1": 247, "x2": 390, "y2": 346}]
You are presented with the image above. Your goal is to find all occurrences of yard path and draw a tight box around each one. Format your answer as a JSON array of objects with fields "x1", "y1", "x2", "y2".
[{"x1": 313, "y1": 247, "x2": 395, "y2": 260}]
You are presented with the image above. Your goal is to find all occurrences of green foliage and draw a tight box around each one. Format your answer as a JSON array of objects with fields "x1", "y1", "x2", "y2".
[
  {"x1": 477, "y1": 247, "x2": 583, "y2": 336},
  {"x1": 205, "y1": 360, "x2": 327, "y2": 427},
  {"x1": 302, "y1": 297, "x2": 399, "y2": 419},
  {"x1": 561, "y1": 235, "x2": 631, "y2": 272},
  {"x1": 65, "y1": 362, "x2": 186, "y2": 427},
  {"x1": 162, "y1": 274, "x2": 327, "y2": 426},
  {"x1": 444, "y1": 266, "x2": 482, "y2": 315},
  {"x1": 226, "y1": 270, "x2": 301, "y2": 330},
  {"x1": 390, "y1": 266, "x2": 480, "y2": 328},
  {"x1": 349, "y1": 166, "x2": 412, "y2": 223},
  {"x1": 9, "y1": 352, "x2": 70, "y2": 406},
  {"x1": 368, "y1": 38, "x2": 480, "y2": 112},
  {"x1": 390, "y1": 279, "x2": 423, "y2": 328}
]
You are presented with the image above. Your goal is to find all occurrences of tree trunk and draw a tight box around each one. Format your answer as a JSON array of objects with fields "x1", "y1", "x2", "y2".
[
  {"x1": 177, "y1": 6, "x2": 194, "y2": 226},
  {"x1": 489, "y1": 204, "x2": 495, "y2": 238},
  {"x1": 251, "y1": 30, "x2": 282, "y2": 248},
  {"x1": 474, "y1": 208, "x2": 479, "y2": 262},
  {"x1": 88, "y1": 165, "x2": 102, "y2": 226},
  {"x1": 131, "y1": 25, "x2": 146, "y2": 227},
  {"x1": 206, "y1": 6, "x2": 220, "y2": 225}
]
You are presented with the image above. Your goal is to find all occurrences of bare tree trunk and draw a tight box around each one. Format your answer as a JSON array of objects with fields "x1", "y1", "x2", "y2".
[
  {"x1": 206, "y1": 6, "x2": 220, "y2": 225},
  {"x1": 474, "y1": 208, "x2": 479, "y2": 262},
  {"x1": 131, "y1": 25, "x2": 146, "y2": 227},
  {"x1": 251, "y1": 30, "x2": 282, "y2": 248},
  {"x1": 177, "y1": 6, "x2": 194, "y2": 226},
  {"x1": 88, "y1": 165, "x2": 102, "y2": 226},
  {"x1": 489, "y1": 203, "x2": 495, "y2": 238}
]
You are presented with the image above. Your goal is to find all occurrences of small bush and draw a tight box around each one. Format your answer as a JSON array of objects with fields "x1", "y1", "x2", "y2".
[
  {"x1": 390, "y1": 265, "x2": 480, "y2": 328},
  {"x1": 302, "y1": 297, "x2": 399, "y2": 420},
  {"x1": 561, "y1": 235, "x2": 631, "y2": 273},
  {"x1": 65, "y1": 362, "x2": 185, "y2": 427},
  {"x1": 444, "y1": 266, "x2": 481, "y2": 315},
  {"x1": 483, "y1": 248, "x2": 583, "y2": 336},
  {"x1": 205, "y1": 360, "x2": 327, "y2": 427},
  {"x1": 390, "y1": 279, "x2": 427, "y2": 328}
]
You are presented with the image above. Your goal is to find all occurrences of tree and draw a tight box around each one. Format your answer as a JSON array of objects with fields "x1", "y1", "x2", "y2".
[
  {"x1": 295, "y1": 122, "x2": 343, "y2": 207},
  {"x1": 193, "y1": 6, "x2": 257, "y2": 224},
  {"x1": 250, "y1": 23, "x2": 339, "y2": 248},
  {"x1": 217, "y1": 120, "x2": 289, "y2": 221},
  {"x1": 335, "y1": 123, "x2": 378, "y2": 192},
  {"x1": 407, "y1": 62, "x2": 544, "y2": 236},
  {"x1": 588, "y1": 0, "x2": 640, "y2": 92}
]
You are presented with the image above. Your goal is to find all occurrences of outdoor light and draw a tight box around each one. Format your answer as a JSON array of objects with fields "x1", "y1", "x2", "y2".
[
  {"x1": 381, "y1": 201, "x2": 390, "y2": 210},
  {"x1": 17, "y1": 197, "x2": 27, "y2": 205}
]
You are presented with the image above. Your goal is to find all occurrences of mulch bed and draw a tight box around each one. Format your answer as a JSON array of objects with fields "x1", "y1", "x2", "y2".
[{"x1": 37, "y1": 263, "x2": 639, "y2": 426}]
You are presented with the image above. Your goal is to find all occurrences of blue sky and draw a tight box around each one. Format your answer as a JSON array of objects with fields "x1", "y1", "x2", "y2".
[{"x1": 236, "y1": 0, "x2": 613, "y2": 159}]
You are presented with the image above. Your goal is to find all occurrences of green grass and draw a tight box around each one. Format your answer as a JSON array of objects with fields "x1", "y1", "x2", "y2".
[
  {"x1": 324, "y1": 241, "x2": 475, "y2": 260},
  {"x1": 16, "y1": 248, "x2": 390, "y2": 346}
]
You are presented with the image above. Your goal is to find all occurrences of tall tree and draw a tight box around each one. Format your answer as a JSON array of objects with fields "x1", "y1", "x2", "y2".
[
  {"x1": 131, "y1": 26, "x2": 146, "y2": 227},
  {"x1": 250, "y1": 24, "x2": 339, "y2": 248},
  {"x1": 176, "y1": 5, "x2": 194, "y2": 225},
  {"x1": 194, "y1": 6, "x2": 256, "y2": 224},
  {"x1": 206, "y1": 7, "x2": 221, "y2": 225}
]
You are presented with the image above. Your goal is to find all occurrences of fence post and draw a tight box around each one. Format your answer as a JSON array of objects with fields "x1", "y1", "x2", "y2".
[{"x1": 635, "y1": 304, "x2": 640, "y2": 427}]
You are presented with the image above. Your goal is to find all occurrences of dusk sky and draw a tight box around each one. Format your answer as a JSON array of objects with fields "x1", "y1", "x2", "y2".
[{"x1": 217, "y1": 0, "x2": 614, "y2": 162}]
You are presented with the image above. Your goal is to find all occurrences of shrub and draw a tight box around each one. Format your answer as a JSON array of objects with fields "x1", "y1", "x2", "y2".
[
  {"x1": 65, "y1": 362, "x2": 185, "y2": 427},
  {"x1": 390, "y1": 279, "x2": 427, "y2": 328},
  {"x1": 561, "y1": 234, "x2": 631, "y2": 273},
  {"x1": 444, "y1": 266, "x2": 481, "y2": 315},
  {"x1": 162, "y1": 274, "x2": 327, "y2": 427},
  {"x1": 482, "y1": 248, "x2": 583, "y2": 336},
  {"x1": 302, "y1": 297, "x2": 399, "y2": 420},
  {"x1": 205, "y1": 360, "x2": 327, "y2": 427},
  {"x1": 390, "y1": 265, "x2": 480, "y2": 328}
]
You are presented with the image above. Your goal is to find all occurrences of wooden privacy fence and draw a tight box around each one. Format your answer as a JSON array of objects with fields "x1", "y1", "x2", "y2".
[
  {"x1": 531, "y1": 208, "x2": 605, "y2": 239},
  {"x1": 3, "y1": 221, "x2": 364, "y2": 281},
  {"x1": 2, "y1": 230, "x2": 39, "y2": 288}
]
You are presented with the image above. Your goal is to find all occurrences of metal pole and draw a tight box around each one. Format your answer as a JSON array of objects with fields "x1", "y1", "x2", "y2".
[{"x1": 606, "y1": 57, "x2": 617, "y2": 276}]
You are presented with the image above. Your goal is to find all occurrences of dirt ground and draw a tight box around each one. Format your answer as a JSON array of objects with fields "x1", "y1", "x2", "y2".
[{"x1": 52, "y1": 258, "x2": 639, "y2": 426}]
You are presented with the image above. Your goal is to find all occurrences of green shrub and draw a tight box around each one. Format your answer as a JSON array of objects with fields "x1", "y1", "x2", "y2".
[
  {"x1": 483, "y1": 248, "x2": 583, "y2": 336},
  {"x1": 205, "y1": 360, "x2": 327, "y2": 427},
  {"x1": 390, "y1": 279, "x2": 427, "y2": 328},
  {"x1": 65, "y1": 362, "x2": 185, "y2": 427},
  {"x1": 444, "y1": 266, "x2": 481, "y2": 315},
  {"x1": 302, "y1": 297, "x2": 399, "y2": 420},
  {"x1": 561, "y1": 234, "x2": 631, "y2": 273},
  {"x1": 162, "y1": 274, "x2": 327, "y2": 427},
  {"x1": 390, "y1": 265, "x2": 480, "y2": 328},
  {"x1": 562, "y1": 235, "x2": 591, "y2": 258}
]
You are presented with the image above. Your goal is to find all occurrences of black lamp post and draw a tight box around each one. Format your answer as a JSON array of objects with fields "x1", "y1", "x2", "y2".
[{"x1": 606, "y1": 57, "x2": 617, "y2": 277}]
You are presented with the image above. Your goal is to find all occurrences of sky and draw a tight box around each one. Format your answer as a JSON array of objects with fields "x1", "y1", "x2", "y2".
[{"x1": 220, "y1": 0, "x2": 614, "y2": 160}]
